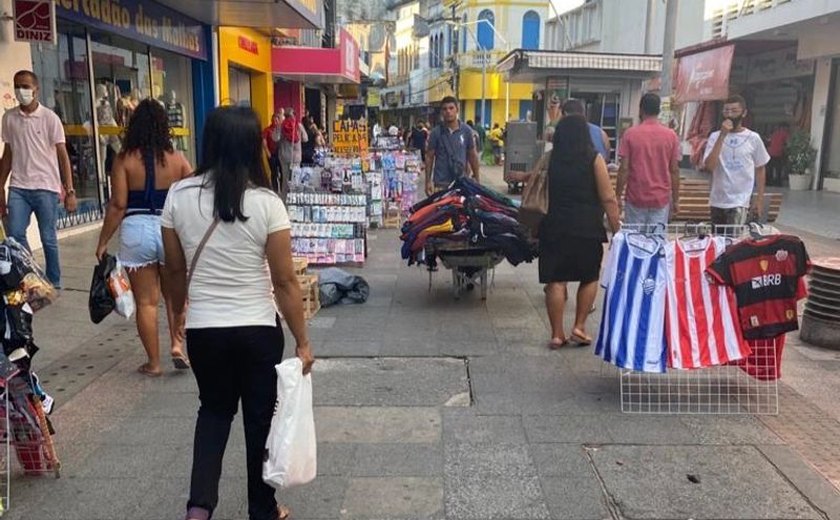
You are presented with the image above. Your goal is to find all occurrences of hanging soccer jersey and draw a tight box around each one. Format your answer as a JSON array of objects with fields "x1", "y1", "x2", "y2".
[
  {"x1": 595, "y1": 231, "x2": 668, "y2": 373},
  {"x1": 706, "y1": 234, "x2": 810, "y2": 339},
  {"x1": 664, "y1": 236, "x2": 751, "y2": 369}
]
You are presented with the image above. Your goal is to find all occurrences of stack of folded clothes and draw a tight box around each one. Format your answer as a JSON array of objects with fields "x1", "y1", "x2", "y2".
[{"x1": 400, "y1": 177, "x2": 538, "y2": 266}]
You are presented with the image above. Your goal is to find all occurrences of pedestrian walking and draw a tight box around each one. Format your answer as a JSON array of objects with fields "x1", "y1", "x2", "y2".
[
  {"x1": 425, "y1": 96, "x2": 482, "y2": 196},
  {"x1": 766, "y1": 122, "x2": 790, "y2": 187},
  {"x1": 161, "y1": 106, "x2": 314, "y2": 520},
  {"x1": 409, "y1": 119, "x2": 429, "y2": 162},
  {"x1": 94, "y1": 99, "x2": 193, "y2": 376},
  {"x1": 474, "y1": 116, "x2": 486, "y2": 150},
  {"x1": 489, "y1": 122, "x2": 504, "y2": 165},
  {"x1": 539, "y1": 114, "x2": 620, "y2": 349},
  {"x1": 278, "y1": 107, "x2": 298, "y2": 194},
  {"x1": 301, "y1": 117, "x2": 318, "y2": 166},
  {"x1": 263, "y1": 112, "x2": 283, "y2": 192},
  {"x1": 561, "y1": 99, "x2": 611, "y2": 161},
  {"x1": 292, "y1": 116, "x2": 308, "y2": 169},
  {"x1": 0, "y1": 70, "x2": 76, "y2": 288},
  {"x1": 615, "y1": 93, "x2": 681, "y2": 228},
  {"x1": 703, "y1": 95, "x2": 769, "y2": 227}
]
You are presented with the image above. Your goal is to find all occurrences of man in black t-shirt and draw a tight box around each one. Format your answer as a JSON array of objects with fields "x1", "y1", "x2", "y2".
[{"x1": 409, "y1": 120, "x2": 429, "y2": 162}]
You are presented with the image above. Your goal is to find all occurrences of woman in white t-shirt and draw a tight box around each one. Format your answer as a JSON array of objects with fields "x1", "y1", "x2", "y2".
[{"x1": 161, "y1": 106, "x2": 314, "y2": 520}]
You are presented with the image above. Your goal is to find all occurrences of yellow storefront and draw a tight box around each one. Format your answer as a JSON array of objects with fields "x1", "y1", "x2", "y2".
[
  {"x1": 218, "y1": 27, "x2": 274, "y2": 127},
  {"x1": 459, "y1": 71, "x2": 534, "y2": 126}
]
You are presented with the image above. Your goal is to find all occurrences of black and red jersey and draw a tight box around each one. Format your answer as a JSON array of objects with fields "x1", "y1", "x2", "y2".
[{"x1": 706, "y1": 235, "x2": 810, "y2": 340}]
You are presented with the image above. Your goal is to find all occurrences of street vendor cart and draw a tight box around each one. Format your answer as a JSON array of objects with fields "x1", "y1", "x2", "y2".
[{"x1": 424, "y1": 240, "x2": 505, "y2": 300}]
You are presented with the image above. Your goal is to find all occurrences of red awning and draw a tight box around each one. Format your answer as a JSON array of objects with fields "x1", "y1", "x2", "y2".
[
  {"x1": 673, "y1": 44, "x2": 735, "y2": 104},
  {"x1": 272, "y1": 28, "x2": 360, "y2": 84}
]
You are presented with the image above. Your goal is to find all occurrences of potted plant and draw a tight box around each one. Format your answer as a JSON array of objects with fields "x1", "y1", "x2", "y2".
[{"x1": 785, "y1": 130, "x2": 817, "y2": 191}]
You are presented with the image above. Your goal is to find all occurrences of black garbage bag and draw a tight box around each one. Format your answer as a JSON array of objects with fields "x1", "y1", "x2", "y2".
[
  {"x1": 317, "y1": 268, "x2": 370, "y2": 307},
  {"x1": 89, "y1": 254, "x2": 117, "y2": 324}
]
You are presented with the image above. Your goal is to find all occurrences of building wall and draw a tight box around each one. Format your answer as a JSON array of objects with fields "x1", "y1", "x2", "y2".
[
  {"x1": 218, "y1": 27, "x2": 274, "y2": 127},
  {"x1": 547, "y1": 0, "x2": 705, "y2": 53},
  {"x1": 0, "y1": 0, "x2": 41, "y2": 248}
]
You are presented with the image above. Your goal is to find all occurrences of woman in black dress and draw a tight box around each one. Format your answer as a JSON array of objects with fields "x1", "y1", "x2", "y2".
[{"x1": 540, "y1": 114, "x2": 620, "y2": 348}]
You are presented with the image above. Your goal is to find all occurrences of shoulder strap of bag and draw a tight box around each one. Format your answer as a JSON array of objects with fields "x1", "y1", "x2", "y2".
[{"x1": 187, "y1": 218, "x2": 220, "y2": 291}]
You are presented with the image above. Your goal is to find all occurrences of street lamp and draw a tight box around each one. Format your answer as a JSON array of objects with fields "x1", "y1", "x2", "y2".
[{"x1": 445, "y1": 19, "x2": 510, "y2": 127}]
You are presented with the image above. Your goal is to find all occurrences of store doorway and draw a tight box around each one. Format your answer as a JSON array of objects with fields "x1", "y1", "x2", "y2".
[
  {"x1": 820, "y1": 59, "x2": 840, "y2": 188},
  {"x1": 229, "y1": 66, "x2": 253, "y2": 107}
]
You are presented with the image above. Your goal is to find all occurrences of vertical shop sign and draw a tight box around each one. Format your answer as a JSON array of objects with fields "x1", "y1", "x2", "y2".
[
  {"x1": 13, "y1": 0, "x2": 56, "y2": 44},
  {"x1": 673, "y1": 45, "x2": 734, "y2": 103}
]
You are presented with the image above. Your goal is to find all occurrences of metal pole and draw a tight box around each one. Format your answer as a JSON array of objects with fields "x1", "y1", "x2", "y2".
[
  {"x1": 481, "y1": 48, "x2": 486, "y2": 126},
  {"x1": 660, "y1": 0, "x2": 679, "y2": 96},
  {"x1": 505, "y1": 82, "x2": 510, "y2": 122}
]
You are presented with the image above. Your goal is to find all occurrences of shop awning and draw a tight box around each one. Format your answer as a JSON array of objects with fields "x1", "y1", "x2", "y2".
[
  {"x1": 498, "y1": 49, "x2": 662, "y2": 82},
  {"x1": 273, "y1": 29, "x2": 360, "y2": 84},
  {"x1": 156, "y1": 0, "x2": 321, "y2": 30},
  {"x1": 672, "y1": 44, "x2": 735, "y2": 104}
]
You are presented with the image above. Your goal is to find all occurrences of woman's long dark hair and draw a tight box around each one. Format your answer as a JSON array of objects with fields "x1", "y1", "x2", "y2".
[
  {"x1": 121, "y1": 98, "x2": 173, "y2": 166},
  {"x1": 195, "y1": 106, "x2": 270, "y2": 223},
  {"x1": 548, "y1": 114, "x2": 596, "y2": 173}
]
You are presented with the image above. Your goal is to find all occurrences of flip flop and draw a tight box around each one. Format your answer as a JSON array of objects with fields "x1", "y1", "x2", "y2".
[
  {"x1": 137, "y1": 363, "x2": 162, "y2": 377},
  {"x1": 548, "y1": 338, "x2": 569, "y2": 350},
  {"x1": 278, "y1": 504, "x2": 291, "y2": 520},
  {"x1": 172, "y1": 354, "x2": 191, "y2": 370},
  {"x1": 569, "y1": 331, "x2": 593, "y2": 347}
]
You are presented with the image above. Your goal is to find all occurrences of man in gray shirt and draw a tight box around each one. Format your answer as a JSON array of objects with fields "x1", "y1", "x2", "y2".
[{"x1": 425, "y1": 96, "x2": 481, "y2": 196}]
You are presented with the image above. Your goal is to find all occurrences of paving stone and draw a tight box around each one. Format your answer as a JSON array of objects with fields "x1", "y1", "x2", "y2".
[
  {"x1": 540, "y1": 477, "x2": 613, "y2": 520},
  {"x1": 523, "y1": 415, "x2": 615, "y2": 444},
  {"x1": 315, "y1": 406, "x2": 441, "y2": 443},
  {"x1": 445, "y1": 443, "x2": 537, "y2": 478},
  {"x1": 444, "y1": 474, "x2": 551, "y2": 520},
  {"x1": 529, "y1": 444, "x2": 594, "y2": 478},
  {"x1": 341, "y1": 477, "x2": 444, "y2": 519},
  {"x1": 443, "y1": 413, "x2": 527, "y2": 444},
  {"x1": 279, "y1": 476, "x2": 348, "y2": 519},
  {"x1": 351, "y1": 443, "x2": 442, "y2": 476},
  {"x1": 474, "y1": 391, "x2": 587, "y2": 416},
  {"x1": 589, "y1": 445, "x2": 822, "y2": 519},
  {"x1": 316, "y1": 443, "x2": 359, "y2": 476},
  {"x1": 602, "y1": 415, "x2": 697, "y2": 444},
  {"x1": 756, "y1": 445, "x2": 840, "y2": 520},
  {"x1": 315, "y1": 339, "x2": 382, "y2": 357},
  {"x1": 681, "y1": 416, "x2": 786, "y2": 445},
  {"x1": 313, "y1": 358, "x2": 468, "y2": 406}
]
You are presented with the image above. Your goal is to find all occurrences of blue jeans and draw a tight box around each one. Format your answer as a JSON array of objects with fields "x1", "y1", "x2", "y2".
[
  {"x1": 7, "y1": 188, "x2": 61, "y2": 287},
  {"x1": 624, "y1": 201, "x2": 670, "y2": 233}
]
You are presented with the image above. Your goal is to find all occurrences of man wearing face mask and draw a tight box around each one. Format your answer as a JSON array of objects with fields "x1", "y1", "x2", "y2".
[
  {"x1": 703, "y1": 95, "x2": 769, "y2": 228},
  {"x1": 0, "y1": 70, "x2": 76, "y2": 289}
]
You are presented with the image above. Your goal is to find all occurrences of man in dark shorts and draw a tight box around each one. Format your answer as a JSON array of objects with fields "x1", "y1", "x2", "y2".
[{"x1": 425, "y1": 96, "x2": 481, "y2": 196}]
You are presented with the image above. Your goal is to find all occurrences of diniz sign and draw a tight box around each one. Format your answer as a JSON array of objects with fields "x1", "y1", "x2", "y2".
[
  {"x1": 673, "y1": 44, "x2": 735, "y2": 104},
  {"x1": 13, "y1": 0, "x2": 57, "y2": 44}
]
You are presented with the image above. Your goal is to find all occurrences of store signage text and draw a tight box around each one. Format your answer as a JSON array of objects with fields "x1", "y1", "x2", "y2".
[
  {"x1": 56, "y1": 0, "x2": 207, "y2": 60},
  {"x1": 13, "y1": 0, "x2": 56, "y2": 44},
  {"x1": 238, "y1": 36, "x2": 259, "y2": 55}
]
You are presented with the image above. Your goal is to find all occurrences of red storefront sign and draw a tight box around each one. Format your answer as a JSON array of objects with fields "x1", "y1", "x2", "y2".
[
  {"x1": 238, "y1": 36, "x2": 259, "y2": 55},
  {"x1": 13, "y1": 0, "x2": 56, "y2": 44},
  {"x1": 673, "y1": 44, "x2": 735, "y2": 103}
]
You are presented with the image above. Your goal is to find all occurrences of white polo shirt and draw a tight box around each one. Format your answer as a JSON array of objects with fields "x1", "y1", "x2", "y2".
[{"x1": 1, "y1": 104, "x2": 65, "y2": 194}]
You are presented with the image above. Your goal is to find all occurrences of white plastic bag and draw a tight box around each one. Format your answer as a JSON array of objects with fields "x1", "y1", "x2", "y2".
[
  {"x1": 107, "y1": 259, "x2": 136, "y2": 319},
  {"x1": 262, "y1": 357, "x2": 317, "y2": 489}
]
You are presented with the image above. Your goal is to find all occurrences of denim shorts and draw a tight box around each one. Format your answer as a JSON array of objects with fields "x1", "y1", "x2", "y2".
[{"x1": 119, "y1": 214, "x2": 164, "y2": 269}]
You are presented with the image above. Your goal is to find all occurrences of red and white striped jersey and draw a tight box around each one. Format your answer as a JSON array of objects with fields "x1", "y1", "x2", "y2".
[{"x1": 664, "y1": 236, "x2": 751, "y2": 369}]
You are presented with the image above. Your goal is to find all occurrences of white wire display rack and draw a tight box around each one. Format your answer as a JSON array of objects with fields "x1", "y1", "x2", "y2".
[
  {"x1": 0, "y1": 355, "x2": 15, "y2": 516},
  {"x1": 609, "y1": 222, "x2": 780, "y2": 415}
]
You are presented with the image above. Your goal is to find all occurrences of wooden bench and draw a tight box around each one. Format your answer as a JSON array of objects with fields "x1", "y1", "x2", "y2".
[{"x1": 609, "y1": 176, "x2": 783, "y2": 223}]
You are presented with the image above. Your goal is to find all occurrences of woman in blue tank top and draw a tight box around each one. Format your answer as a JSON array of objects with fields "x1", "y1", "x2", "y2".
[{"x1": 95, "y1": 99, "x2": 193, "y2": 376}]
